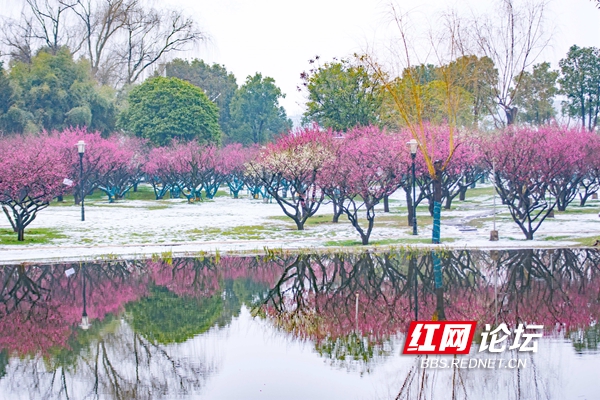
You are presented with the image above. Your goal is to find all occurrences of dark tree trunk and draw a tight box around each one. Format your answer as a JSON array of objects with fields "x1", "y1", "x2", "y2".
[
  {"x1": 459, "y1": 187, "x2": 467, "y2": 201},
  {"x1": 332, "y1": 201, "x2": 343, "y2": 223},
  {"x1": 505, "y1": 106, "x2": 518, "y2": 125},
  {"x1": 383, "y1": 195, "x2": 389, "y2": 212},
  {"x1": 444, "y1": 191, "x2": 452, "y2": 209},
  {"x1": 2, "y1": 206, "x2": 17, "y2": 233},
  {"x1": 432, "y1": 161, "x2": 443, "y2": 244}
]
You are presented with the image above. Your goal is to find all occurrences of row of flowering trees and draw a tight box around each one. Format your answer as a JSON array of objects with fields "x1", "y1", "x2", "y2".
[{"x1": 0, "y1": 125, "x2": 598, "y2": 242}]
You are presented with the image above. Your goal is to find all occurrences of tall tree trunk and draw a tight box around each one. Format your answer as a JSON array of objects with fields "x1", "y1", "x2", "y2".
[
  {"x1": 505, "y1": 106, "x2": 518, "y2": 125},
  {"x1": 383, "y1": 195, "x2": 389, "y2": 212},
  {"x1": 332, "y1": 200, "x2": 343, "y2": 223},
  {"x1": 459, "y1": 187, "x2": 467, "y2": 201},
  {"x1": 432, "y1": 161, "x2": 443, "y2": 244}
]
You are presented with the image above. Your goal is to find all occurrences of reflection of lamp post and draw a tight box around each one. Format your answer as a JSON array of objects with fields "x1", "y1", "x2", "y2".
[
  {"x1": 80, "y1": 265, "x2": 91, "y2": 330},
  {"x1": 407, "y1": 139, "x2": 418, "y2": 235},
  {"x1": 77, "y1": 140, "x2": 86, "y2": 222}
]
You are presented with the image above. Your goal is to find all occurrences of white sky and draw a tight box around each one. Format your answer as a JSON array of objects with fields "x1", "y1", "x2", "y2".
[
  {"x1": 161, "y1": 0, "x2": 600, "y2": 117},
  {"x1": 1, "y1": 0, "x2": 600, "y2": 117}
]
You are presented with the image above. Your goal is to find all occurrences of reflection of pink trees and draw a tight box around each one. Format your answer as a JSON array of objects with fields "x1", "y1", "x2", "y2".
[
  {"x1": 259, "y1": 249, "x2": 600, "y2": 365},
  {"x1": 0, "y1": 261, "x2": 147, "y2": 355},
  {"x1": 147, "y1": 255, "x2": 283, "y2": 300},
  {"x1": 487, "y1": 249, "x2": 600, "y2": 328}
]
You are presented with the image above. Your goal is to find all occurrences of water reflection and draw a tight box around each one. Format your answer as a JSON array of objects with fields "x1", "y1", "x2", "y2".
[{"x1": 0, "y1": 248, "x2": 597, "y2": 399}]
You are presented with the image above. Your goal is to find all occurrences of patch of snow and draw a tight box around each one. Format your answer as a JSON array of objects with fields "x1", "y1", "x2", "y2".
[{"x1": 0, "y1": 186, "x2": 598, "y2": 264}]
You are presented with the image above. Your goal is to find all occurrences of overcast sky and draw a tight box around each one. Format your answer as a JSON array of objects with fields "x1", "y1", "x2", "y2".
[
  {"x1": 2, "y1": 0, "x2": 600, "y2": 117},
  {"x1": 157, "y1": 0, "x2": 600, "y2": 117}
]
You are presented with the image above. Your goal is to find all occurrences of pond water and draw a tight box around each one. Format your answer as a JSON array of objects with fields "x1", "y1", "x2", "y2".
[{"x1": 0, "y1": 249, "x2": 599, "y2": 399}]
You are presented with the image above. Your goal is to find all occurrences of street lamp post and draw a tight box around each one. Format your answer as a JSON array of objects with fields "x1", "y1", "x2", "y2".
[
  {"x1": 80, "y1": 266, "x2": 91, "y2": 330},
  {"x1": 407, "y1": 139, "x2": 418, "y2": 235},
  {"x1": 77, "y1": 140, "x2": 85, "y2": 222}
]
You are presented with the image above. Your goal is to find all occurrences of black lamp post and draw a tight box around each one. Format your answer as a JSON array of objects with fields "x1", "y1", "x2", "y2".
[
  {"x1": 77, "y1": 140, "x2": 85, "y2": 221},
  {"x1": 407, "y1": 139, "x2": 418, "y2": 235}
]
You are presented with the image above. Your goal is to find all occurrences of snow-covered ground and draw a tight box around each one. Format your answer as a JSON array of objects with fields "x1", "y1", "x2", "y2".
[{"x1": 0, "y1": 185, "x2": 598, "y2": 263}]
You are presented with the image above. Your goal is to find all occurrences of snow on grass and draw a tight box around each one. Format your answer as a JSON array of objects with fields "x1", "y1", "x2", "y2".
[{"x1": 0, "y1": 184, "x2": 598, "y2": 263}]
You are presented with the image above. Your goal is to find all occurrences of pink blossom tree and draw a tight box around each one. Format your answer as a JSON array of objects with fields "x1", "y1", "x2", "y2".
[
  {"x1": 56, "y1": 128, "x2": 123, "y2": 204},
  {"x1": 248, "y1": 125, "x2": 335, "y2": 230},
  {"x1": 170, "y1": 141, "x2": 204, "y2": 202},
  {"x1": 0, "y1": 134, "x2": 68, "y2": 241},
  {"x1": 578, "y1": 134, "x2": 600, "y2": 206},
  {"x1": 481, "y1": 126, "x2": 576, "y2": 240},
  {"x1": 96, "y1": 136, "x2": 148, "y2": 202},
  {"x1": 144, "y1": 146, "x2": 177, "y2": 200},
  {"x1": 545, "y1": 127, "x2": 590, "y2": 211},
  {"x1": 320, "y1": 126, "x2": 407, "y2": 244},
  {"x1": 198, "y1": 145, "x2": 224, "y2": 199},
  {"x1": 221, "y1": 143, "x2": 255, "y2": 198},
  {"x1": 401, "y1": 126, "x2": 484, "y2": 216}
]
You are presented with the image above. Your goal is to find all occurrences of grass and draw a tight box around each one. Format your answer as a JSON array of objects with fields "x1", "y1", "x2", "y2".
[
  {"x1": 144, "y1": 204, "x2": 170, "y2": 210},
  {"x1": 212, "y1": 189, "x2": 232, "y2": 198},
  {"x1": 570, "y1": 236, "x2": 600, "y2": 246},
  {"x1": 123, "y1": 185, "x2": 160, "y2": 201},
  {"x1": 555, "y1": 206, "x2": 599, "y2": 215},
  {"x1": 50, "y1": 184, "x2": 194, "y2": 206},
  {"x1": 464, "y1": 185, "x2": 496, "y2": 199},
  {"x1": 268, "y1": 214, "x2": 338, "y2": 227},
  {"x1": 324, "y1": 237, "x2": 457, "y2": 247},
  {"x1": 543, "y1": 235, "x2": 572, "y2": 241},
  {"x1": 0, "y1": 228, "x2": 67, "y2": 245},
  {"x1": 269, "y1": 211, "x2": 435, "y2": 230},
  {"x1": 542, "y1": 235, "x2": 600, "y2": 246},
  {"x1": 187, "y1": 225, "x2": 275, "y2": 240},
  {"x1": 465, "y1": 216, "x2": 496, "y2": 229}
]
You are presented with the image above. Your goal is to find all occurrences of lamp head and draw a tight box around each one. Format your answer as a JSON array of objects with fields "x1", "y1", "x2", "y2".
[
  {"x1": 80, "y1": 315, "x2": 91, "y2": 330},
  {"x1": 77, "y1": 140, "x2": 86, "y2": 154},
  {"x1": 407, "y1": 139, "x2": 418, "y2": 155}
]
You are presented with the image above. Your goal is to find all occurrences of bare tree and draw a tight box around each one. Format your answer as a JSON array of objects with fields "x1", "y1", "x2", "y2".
[
  {"x1": 1, "y1": 0, "x2": 206, "y2": 86},
  {"x1": 469, "y1": 0, "x2": 551, "y2": 126},
  {"x1": 118, "y1": 6, "x2": 204, "y2": 85},
  {"x1": 25, "y1": 0, "x2": 80, "y2": 53},
  {"x1": 1, "y1": 16, "x2": 36, "y2": 63},
  {"x1": 71, "y1": 0, "x2": 138, "y2": 83}
]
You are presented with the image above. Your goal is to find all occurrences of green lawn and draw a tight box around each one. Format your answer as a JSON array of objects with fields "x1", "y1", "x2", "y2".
[{"x1": 0, "y1": 228, "x2": 67, "y2": 245}]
